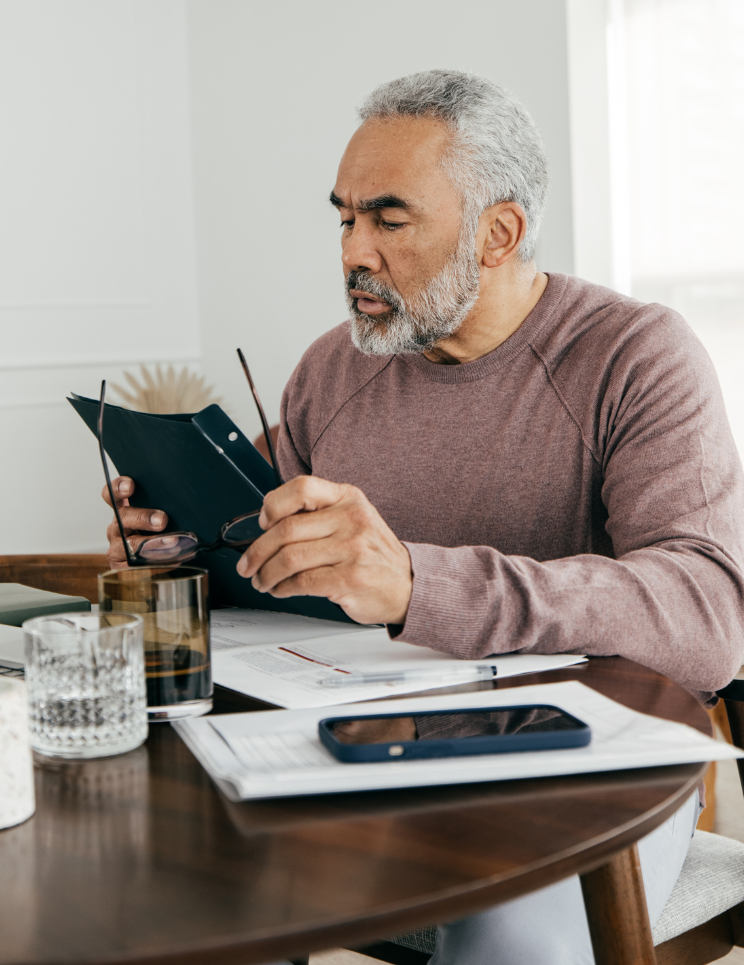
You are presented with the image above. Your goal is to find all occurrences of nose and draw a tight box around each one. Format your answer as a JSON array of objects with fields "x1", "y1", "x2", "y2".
[{"x1": 341, "y1": 220, "x2": 383, "y2": 274}]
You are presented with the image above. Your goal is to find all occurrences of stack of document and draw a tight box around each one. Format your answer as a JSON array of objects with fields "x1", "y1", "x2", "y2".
[
  {"x1": 210, "y1": 609, "x2": 587, "y2": 708},
  {"x1": 174, "y1": 680, "x2": 743, "y2": 801}
]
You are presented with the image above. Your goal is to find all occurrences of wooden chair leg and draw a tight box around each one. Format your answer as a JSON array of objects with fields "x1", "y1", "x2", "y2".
[
  {"x1": 731, "y1": 901, "x2": 744, "y2": 948},
  {"x1": 697, "y1": 759, "x2": 716, "y2": 831},
  {"x1": 710, "y1": 702, "x2": 733, "y2": 745},
  {"x1": 580, "y1": 844, "x2": 656, "y2": 965},
  {"x1": 654, "y1": 913, "x2": 733, "y2": 965}
]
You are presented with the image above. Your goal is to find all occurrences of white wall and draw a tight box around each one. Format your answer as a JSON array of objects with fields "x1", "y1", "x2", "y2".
[
  {"x1": 2, "y1": 0, "x2": 576, "y2": 554},
  {"x1": 0, "y1": 1, "x2": 200, "y2": 553},
  {"x1": 186, "y1": 0, "x2": 576, "y2": 440}
]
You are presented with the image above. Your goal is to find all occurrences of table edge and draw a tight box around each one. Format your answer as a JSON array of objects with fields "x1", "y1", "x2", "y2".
[{"x1": 65, "y1": 761, "x2": 706, "y2": 965}]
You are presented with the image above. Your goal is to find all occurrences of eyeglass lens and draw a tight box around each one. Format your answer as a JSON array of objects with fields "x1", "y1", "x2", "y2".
[
  {"x1": 136, "y1": 534, "x2": 201, "y2": 563},
  {"x1": 220, "y1": 511, "x2": 263, "y2": 546}
]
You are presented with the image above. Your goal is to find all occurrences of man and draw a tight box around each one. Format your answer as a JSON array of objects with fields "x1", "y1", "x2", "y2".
[{"x1": 105, "y1": 71, "x2": 744, "y2": 963}]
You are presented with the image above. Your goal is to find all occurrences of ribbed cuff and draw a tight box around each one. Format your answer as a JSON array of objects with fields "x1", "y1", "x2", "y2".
[{"x1": 394, "y1": 542, "x2": 496, "y2": 658}]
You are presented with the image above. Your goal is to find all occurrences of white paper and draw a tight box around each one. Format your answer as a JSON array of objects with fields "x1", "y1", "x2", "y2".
[
  {"x1": 210, "y1": 608, "x2": 368, "y2": 650},
  {"x1": 209, "y1": 609, "x2": 587, "y2": 709},
  {"x1": 174, "y1": 679, "x2": 744, "y2": 801}
]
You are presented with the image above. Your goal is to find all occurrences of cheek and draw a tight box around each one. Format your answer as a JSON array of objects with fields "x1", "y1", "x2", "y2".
[{"x1": 386, "y1": 241, "x2": 447, "y2": 295}]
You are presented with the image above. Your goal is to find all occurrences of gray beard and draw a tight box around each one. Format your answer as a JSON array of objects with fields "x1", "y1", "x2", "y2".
[{"x1": 346, "y1": 227, "x2": 481, "y2": 356}]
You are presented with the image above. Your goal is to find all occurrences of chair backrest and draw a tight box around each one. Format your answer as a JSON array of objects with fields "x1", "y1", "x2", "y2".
[{"x1": 0, "y1": 554, "x2": 109, "y2": 603}]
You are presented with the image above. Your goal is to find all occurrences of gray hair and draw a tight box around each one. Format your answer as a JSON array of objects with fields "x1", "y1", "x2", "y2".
[{"x1": 358, "y1": 70, "x2": 549, "y2": 262}]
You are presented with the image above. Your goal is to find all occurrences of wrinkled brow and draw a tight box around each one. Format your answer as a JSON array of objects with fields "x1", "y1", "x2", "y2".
[{"x1": 329, "y1": 190, "x2": 413, "y2": 212}]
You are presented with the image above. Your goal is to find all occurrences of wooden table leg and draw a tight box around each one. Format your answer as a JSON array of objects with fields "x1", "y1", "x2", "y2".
[{"x1": 580, "y1": 844, "x2": 656, "y2": 965}]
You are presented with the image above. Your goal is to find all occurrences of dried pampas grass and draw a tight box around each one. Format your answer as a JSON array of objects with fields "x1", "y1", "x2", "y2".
[{"x1": 110, "y1": 365, "x2": 223, "y2": 414}]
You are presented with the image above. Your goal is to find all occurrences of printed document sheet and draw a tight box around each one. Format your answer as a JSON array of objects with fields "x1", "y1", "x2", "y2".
[
  {"x1": 174, "y1": 679, "x2": 743, "y2": 801},
  {"x1": 210, "y1": 609, "x2": 587, "y2": 708}
]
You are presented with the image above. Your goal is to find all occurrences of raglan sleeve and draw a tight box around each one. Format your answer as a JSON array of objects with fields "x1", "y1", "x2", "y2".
[{"x1": 394, "y1": 318, "x2": 744, "y2": 698}]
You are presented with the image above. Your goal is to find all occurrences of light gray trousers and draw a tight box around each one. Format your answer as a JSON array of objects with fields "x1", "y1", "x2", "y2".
[{"x1": 429, "y1": 791, "x2": 700, "y2": 965}]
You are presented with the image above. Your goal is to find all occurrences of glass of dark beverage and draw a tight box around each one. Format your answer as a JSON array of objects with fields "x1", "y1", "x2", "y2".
[{"x1": 98, "y1": 567, "x2": 212, "y2": 721}]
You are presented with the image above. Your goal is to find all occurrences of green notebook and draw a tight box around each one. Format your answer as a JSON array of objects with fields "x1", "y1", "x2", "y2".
[{"x1": 0, "y1": 584, "x2": 91, "y2": 627}]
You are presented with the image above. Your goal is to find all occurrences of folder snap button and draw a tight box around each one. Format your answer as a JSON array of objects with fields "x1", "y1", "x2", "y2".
[{"x1": 388, "y1": 745, "x2": 404, "y2": 756}]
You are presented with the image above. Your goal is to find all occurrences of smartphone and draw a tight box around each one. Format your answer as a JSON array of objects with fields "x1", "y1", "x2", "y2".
[{"x1": 318, "y1": 704, "x2": 591, "y2": 763}]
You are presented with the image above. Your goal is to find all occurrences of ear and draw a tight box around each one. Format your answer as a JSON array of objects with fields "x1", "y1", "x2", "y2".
[{"x1": 480, "y1": 202, "x2": 528, "y2": 268}]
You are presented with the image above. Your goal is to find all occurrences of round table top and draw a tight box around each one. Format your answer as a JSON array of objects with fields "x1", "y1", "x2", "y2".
[{"x1": 0, "y1": 656, "x2": 709, "y2": 965}]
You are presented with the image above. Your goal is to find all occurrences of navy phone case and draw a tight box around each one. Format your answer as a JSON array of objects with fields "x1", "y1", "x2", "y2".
[{"x1": 318, "y1": 705, "x2": 592, "y2": 763}]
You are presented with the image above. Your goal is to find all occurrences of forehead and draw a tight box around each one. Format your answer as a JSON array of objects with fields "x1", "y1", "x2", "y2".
[{"x1": 334, "y1": 115, "x2": 457, "y2": 207}]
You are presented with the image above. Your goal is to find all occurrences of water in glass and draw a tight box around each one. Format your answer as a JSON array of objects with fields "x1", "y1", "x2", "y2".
[{"x1": 23, "y1": 612, "x2": 147, "y2": 759}]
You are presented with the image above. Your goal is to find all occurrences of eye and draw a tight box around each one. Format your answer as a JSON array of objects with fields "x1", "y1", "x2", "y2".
[
  {"x1": 340, "y1": 219, "x2": 354, "y2": 230},
  {"x1": 382, "y1": 221, "x2": 405, "y2": 231}
]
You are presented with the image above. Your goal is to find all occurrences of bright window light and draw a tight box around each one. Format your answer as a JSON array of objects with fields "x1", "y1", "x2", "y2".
[{"x1": 621, "y1": 0, "x2": 744, "y2": 452}]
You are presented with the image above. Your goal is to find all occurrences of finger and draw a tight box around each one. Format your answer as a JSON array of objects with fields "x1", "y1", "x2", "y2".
[
  {"x1": 261, "y1": 562, "x2": 344, "y2": 600},
  {"x1": 249, "y1": 536, "x2": 343, "y2": 593},
  {"x1": 237, "y1": 509, "x2": 338, "y2": 578},
  {"x1": 102, "y1": 476, "x2": 135, "y2": 509},
  {"x1": 116, "y1": 506, "x2": 168, "y2": 534},
  {"x1": 107, "y1": 535, "x2": 129, "y2": 568},
  {"x1": 107, "y1": 533, "x2": 151, "y2": 567},
  {"x1": 259, "y1": 476, "x2": 350, "y2": 530},
  {"x1": 105, "y1": 515, "x2": 167, "y2": 551}
]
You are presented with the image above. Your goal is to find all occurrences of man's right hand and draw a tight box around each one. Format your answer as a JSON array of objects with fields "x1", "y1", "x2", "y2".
[{"x1": 102, "y1": 477, "x2": 168, "y2": 569}]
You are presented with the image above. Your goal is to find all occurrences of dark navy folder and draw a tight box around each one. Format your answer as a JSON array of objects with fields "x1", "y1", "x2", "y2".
[{"x1": 68, "y1": 395, "x2": 353, "y2": 623}]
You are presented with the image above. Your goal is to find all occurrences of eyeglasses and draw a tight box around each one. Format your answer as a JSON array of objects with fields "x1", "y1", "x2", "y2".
[{"x1": 99, "y1": 349, "x2": 283, "y2": 567}]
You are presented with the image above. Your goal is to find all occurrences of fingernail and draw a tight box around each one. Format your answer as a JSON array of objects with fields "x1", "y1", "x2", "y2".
[
  {"x1": 150, "y1": 512, "x2": 164, "y2": 528},
  {"x1": 119, "y1": 480, "x2": 131, "y2": 495}
]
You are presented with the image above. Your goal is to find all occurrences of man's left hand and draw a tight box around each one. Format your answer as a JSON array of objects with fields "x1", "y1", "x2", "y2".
[{"x1": 237, "y1": 476, "x2": 413, "y2": 625}]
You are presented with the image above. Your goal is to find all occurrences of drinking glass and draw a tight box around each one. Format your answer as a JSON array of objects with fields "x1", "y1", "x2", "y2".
[
  {"x1": 23, "y1": 612, "x2": 147, "y2": 759},
  {"x1": 98, "y1": 566, "x2": 212, "y2": 721}
]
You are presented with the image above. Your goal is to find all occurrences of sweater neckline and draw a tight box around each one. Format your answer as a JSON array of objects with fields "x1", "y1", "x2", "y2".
[{"x1": 406, "y1": 272, "x2": 568, "y2": 384}]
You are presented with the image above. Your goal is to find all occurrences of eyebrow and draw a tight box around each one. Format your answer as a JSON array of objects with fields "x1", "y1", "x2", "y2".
[{"x1": 329, "y1": 190, "x2": 414, "y2": 213}]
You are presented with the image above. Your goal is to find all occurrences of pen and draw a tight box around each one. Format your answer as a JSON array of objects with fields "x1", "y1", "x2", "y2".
[{"x1": 319, "y1": 663, "x2": 498, "y2": 688}]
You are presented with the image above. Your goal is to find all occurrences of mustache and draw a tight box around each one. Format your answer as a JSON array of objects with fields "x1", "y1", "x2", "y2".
[{"x1": 345, "y1": 271, "x2": 402, "y2": 309}]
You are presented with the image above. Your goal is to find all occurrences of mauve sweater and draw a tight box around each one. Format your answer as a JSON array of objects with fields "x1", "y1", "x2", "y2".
[{"x1": 277, "y1": 273, "x2": 744, "y2": 705}]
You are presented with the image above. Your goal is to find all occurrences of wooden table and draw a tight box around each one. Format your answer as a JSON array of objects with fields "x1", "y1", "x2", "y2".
[{"x1": 0, "y1": 657, "x2": 710, "y2": 965}]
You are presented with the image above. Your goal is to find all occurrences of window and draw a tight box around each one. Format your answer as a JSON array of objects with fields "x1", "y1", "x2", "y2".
[{"x1": 623, "y1": 0, "x2": 744, "y2": 451}]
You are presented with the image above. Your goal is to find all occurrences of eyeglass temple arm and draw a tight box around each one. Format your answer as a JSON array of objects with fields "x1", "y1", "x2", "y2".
[
  {"x1": 237, "y1": 348, "x2": 284, "y2": 488},
  {"x1": 98, "y1": 380, "x2": 136, "y2": 567}
]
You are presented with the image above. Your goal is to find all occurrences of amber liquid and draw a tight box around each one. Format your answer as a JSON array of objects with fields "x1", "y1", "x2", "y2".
[{"x1": 145, "y1": 647, "x2": 212, "y2": 707}]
